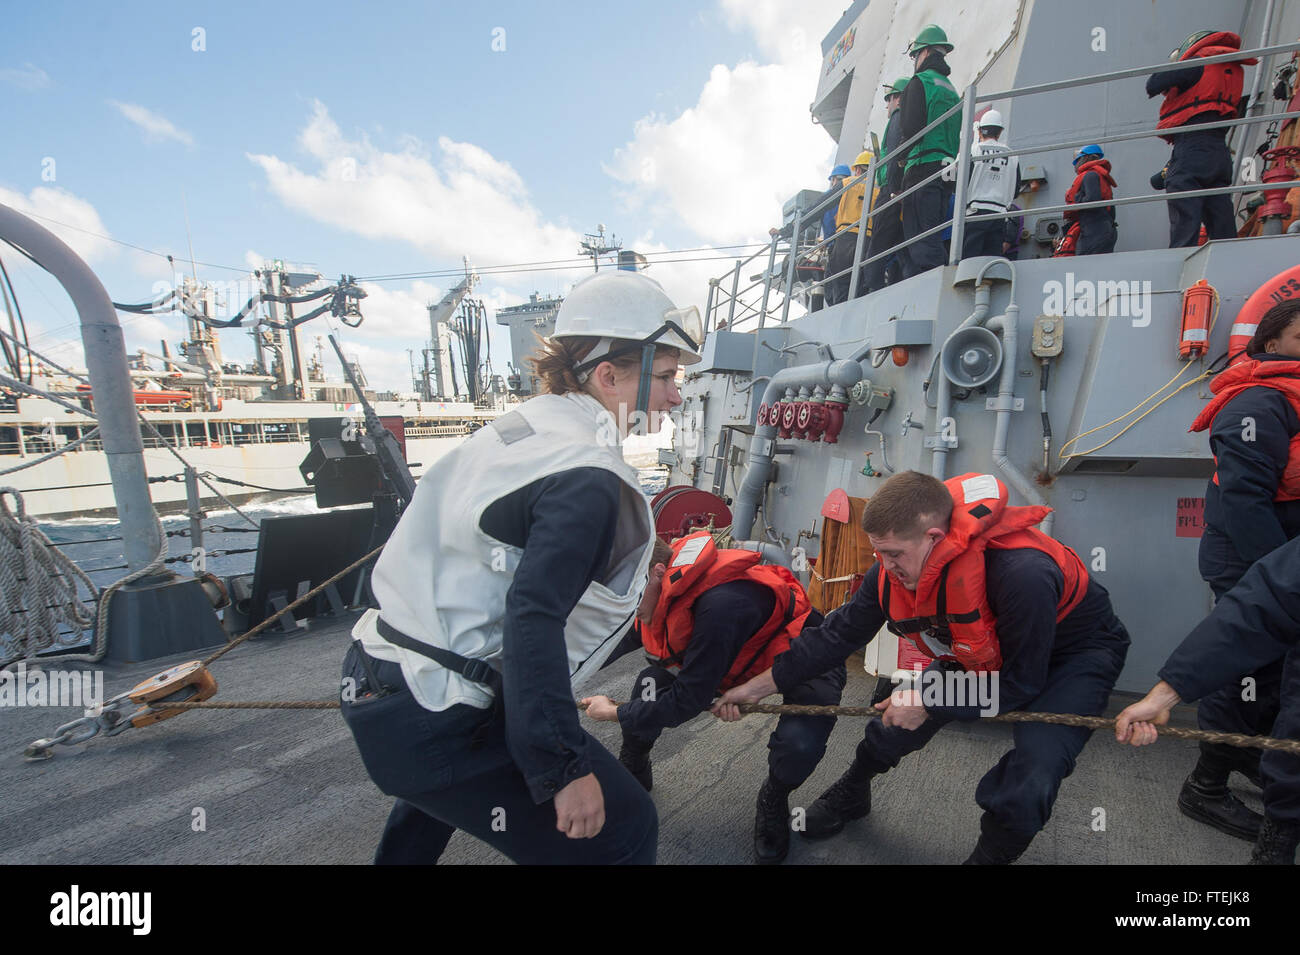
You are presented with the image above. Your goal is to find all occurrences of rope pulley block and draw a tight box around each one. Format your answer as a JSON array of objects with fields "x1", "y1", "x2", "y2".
[{"x1": 125, "y1": 661, "x2": 218, "y2": 728}]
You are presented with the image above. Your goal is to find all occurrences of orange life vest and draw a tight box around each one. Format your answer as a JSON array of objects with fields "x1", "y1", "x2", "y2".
[
  {"x1": 1157, "y1": 32, "x2": 1255, "y2": 143},
  {"x1": 876, "y1": 473, "x2": 1089, "y2": 672},
  {"x1": 1063, "y1": 159, "x2": 1115, "y2": 221},
  {"x1": 641, "y1": 532, "x2": 812, "y2": 691},
  {"x1": 1053, "y1": 220, "x2": 1081, "y2": 257},
  {"x1": 1189, "y1": 358, "x2": 1300, "y2": 501}
]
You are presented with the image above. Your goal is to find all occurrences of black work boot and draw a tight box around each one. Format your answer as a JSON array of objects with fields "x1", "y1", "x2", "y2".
[
  {"x1": 1178, "y1": 754, "x2": 1262, "y2": 842},
  {"x1": 1250, "y1": 816, "x2": 1300, "y2": 865},
  {"x1": 753, "y1": 775, "x2": 794, "y2": 865},
  {"x1": 801, "y1": 760, "x2": 873, "y2": 839},
  {"x1": 962, "y1": 814, "x2": 1035, "y2": 865},
  {"x1": 618, "y1": 738, "x2": 653, "y2": 792}
]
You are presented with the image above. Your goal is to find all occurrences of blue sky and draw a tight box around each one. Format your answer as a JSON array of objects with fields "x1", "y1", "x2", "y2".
[{"x1": 1, "y1": 0, "x2": 846, "y2": 390}]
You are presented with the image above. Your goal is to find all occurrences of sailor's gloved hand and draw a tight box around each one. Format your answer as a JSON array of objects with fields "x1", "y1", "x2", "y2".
[
  {"x1": 1115, "y1": 681, "x2": 1180, "y2": 747},
  {"x1": 711, "y1": 668, "x2": 778, "y2": 722},
  {"x1": 877, "y1": 688, "x2": 929, "y2": 730},
  {"x1": 554, "y1": 773, "x2": 605, "y2": 839},
  {"x1": 1150, "y1": 166, "x2": 1167, "y2": 191}
]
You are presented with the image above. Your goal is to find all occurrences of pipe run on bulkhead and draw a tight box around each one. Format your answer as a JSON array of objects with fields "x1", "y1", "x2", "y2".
[
  {"x1": 730, "y1": 539, "x2": 792, "y2": 569},
  {"x1": 931, "y1": 258, "x2": 1051, "y2": 535},
  {"x1": 930, "y1": 281, "x2": 991, "y2": 480},
  {"x1": 731, "y1": 359, "x2": 863, "y2": 541}
]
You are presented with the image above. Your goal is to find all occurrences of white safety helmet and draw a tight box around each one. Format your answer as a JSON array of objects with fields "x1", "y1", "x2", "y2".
[
  {"x1": 553, "y1": 270, "x2": 704, "y2": 374},
  {"x1": 978, "y1": 109, "x2": 1004, "y2": 133}
]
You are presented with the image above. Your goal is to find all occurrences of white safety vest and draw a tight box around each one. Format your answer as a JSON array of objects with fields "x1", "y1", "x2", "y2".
[
  {"x1": 353, "y1": 391, "x2": 653, "y2": 712},
  {"x1": 966, "y1": 139, "x2": 1018, "y2": 214}
]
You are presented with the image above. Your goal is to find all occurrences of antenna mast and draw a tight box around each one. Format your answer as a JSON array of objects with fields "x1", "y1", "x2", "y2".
[{"x1": 579, "y1": 224, "x2": 622, "y2": 272}]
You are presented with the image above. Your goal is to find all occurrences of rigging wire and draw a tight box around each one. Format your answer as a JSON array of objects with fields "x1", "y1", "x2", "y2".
[
  {"x1": 0, "y1": 254, "x2": 32, "y2": 384},
  {"x1": 354, "y1": 243, "x2": 770, "y2": 282},
  {"x1": 1, "y1": 213, "x2": 247, "y2": 273},
  {"x1": 356, "y1": 250, "x2": 774, "y2": 284}
]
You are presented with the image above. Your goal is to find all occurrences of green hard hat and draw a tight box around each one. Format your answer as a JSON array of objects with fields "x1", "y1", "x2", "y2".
[
  {"x1": 1171, "y1": 29, "x2": 1214, "y2": 61},
  {"x1": 908, "y1": 24, "x2": 953, "y2": 56},
  {"x1": 882, "y1": 76, "x2": 909, "y2": 97}
]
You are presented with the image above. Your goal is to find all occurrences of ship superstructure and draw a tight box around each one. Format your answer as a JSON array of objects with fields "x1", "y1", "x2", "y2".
[{"x1": 660, "y1": 0, "x2": 1300, "y2": 693}]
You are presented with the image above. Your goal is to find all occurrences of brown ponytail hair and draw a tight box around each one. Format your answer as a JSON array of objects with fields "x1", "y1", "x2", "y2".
[
  {"x1": 529, "y1": 333, "x2": 681, "y2": 396},
  {"x1": 530, "y1": 334, "x2": 598, "y2": 395},
  {"x1": 1247, "y1": 299, "x2": 1300, "y2": 356}
]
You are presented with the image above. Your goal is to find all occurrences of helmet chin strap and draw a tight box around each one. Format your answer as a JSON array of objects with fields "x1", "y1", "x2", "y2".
[{"x1": 633, "y1": 341, "x2": 656, "y2": 426}]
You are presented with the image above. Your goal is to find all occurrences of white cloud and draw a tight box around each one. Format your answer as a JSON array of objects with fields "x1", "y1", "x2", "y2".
[
  {"x1": 0, "y1": 63, "x2": 50, "y2": 90},
  {"x1": 352, "y1": 280, "x2": 444, "y2": 342},
  {"x1": 128, "y1": 248, "x2": 171, "y2": 278},
  {"x1": 0, "y1": 184, "x2": 117, "y2": 263},
  {"x1": 719, "y1": 0, "x2": 850, "y2": 65},
  {"x1": 108, "y1": 100, "x2": 195, "y2": 147},
  {"x1": 247, "y1": 101, "x2": 581, "y2": 269},
  {"x1": 606, "y1": 2, "x2": 847, "y2": 245}
]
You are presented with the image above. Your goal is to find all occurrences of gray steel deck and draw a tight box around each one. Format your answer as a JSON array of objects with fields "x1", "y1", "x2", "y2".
[{"x1": 0, "y1": 611, "x2": 1255, "y2": 864}]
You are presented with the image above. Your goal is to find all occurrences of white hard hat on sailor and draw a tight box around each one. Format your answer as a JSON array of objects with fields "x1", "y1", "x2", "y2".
[
  {"x1": 979, "y1": 109, "x2": 1004, "y2": 131},
  {"x1": 553, "y1": 270, "x2": 704, "y2": 369}
]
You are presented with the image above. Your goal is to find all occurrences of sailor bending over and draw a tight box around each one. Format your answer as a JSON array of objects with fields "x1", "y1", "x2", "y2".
[
  {"x1": 582, "y1": 533, "x2": 845, "y2": 864},
  {"x1": 715, "y1": 470, "x2": 1130, "y2": 864}
]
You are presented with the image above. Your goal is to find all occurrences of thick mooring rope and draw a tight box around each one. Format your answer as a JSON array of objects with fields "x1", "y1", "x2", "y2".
[
  {"x1": 146, "y1": 696, "x2": 1300, "y2": 755},
  {"x1": 0, "y1": 489, "x2": 98, "y2": 665}
]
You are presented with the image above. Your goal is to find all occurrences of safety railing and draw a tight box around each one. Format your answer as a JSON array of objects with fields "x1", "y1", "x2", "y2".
[
  {"x1": 946, "y1": 38, "x2": 1300, "y2": 265},
  {"x1": 405, "y1": 424, "x2": 475, "y2": 438},
  {"x1": 713, "y1": 38, "x2": 1300, "y2": 319},
  {"x1": 705, "y1": 243, "x2": 781, "y2": 333}
]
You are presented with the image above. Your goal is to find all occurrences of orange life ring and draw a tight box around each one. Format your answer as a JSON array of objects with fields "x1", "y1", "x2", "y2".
[{"x1": 1229, "y1": 264, "x2": 1300, "y2": 364}]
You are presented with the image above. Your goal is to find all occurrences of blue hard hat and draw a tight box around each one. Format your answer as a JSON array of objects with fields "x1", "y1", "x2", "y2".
[
  {"x1": 1073, "y1": 144, "x2": 1103, "y2": 165},
  {"x1": 830, "y1": 164, "x2": 852, "y2": 179}
]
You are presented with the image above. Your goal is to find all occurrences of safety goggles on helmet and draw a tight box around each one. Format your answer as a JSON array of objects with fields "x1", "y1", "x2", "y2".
[
  {"x1": 573, "y1": 307, "x2": 702, "y2": 419},
  {"x1": 572, "y1": 306, "x2": 703, "y2": 380}
]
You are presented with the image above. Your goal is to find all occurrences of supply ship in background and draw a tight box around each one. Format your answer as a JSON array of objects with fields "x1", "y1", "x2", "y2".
[{"x1": 0, "y1": 265, "x2": 524, "y2": 519}]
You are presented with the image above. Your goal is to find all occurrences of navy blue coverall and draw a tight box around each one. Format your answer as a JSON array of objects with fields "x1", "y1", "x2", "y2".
[
  {"x1": 1196, "y1": 354, "x2": 1300, "y2": 767},
  {"x1": 340, "y1": 467, "x2": 657, "y2": 865},
  {"x1": 863, "y1": 109, "x2": 906, "y2": 294},
  {"x1": 1146, "y1": 64, "x2": 1238, "y2": 248},
  {"x1": 1069, "y1": 167, "x2": 1117, "y2": 255},
  {"x1": 1161, "y1": 536, "x2": 1300, "y2": 823},
  {"x1": 618, "y1": 580, "x2": 846, "y2": 789},
  {"x1": 770, "y1": 551, "x2": 1130, "y2": 838}
]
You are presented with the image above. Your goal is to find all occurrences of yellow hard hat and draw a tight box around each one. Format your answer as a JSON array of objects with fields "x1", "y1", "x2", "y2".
[{"x1": 854, "y1": 150, "x2": 874, "y2": 168}]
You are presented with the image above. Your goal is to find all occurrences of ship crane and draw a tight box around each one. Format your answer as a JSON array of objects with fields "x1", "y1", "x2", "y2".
[{"x1": 421, "y1": 260, "x2": 479, "y2": 400}]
